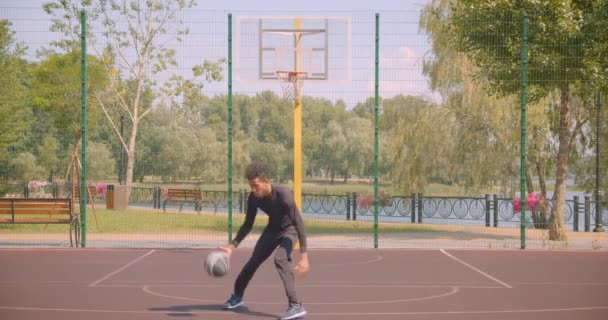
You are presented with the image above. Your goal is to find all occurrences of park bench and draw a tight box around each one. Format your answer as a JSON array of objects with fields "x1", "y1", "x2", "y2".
[
  {"x1": 73, "y1": 185, "x2": 98, "y2": 203},
  {"x1": 162, "y1": 188, "x2": 203, "y2": 213},
  {"x1": 0, "y1": 198, "x2": 80, "y2": 247}
]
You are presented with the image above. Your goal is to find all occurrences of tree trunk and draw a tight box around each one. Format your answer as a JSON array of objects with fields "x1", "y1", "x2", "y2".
[
  {"x1": 536, "y1": 158, "x2": 547, "y2": 197},
  {"x1": 125, "y1": 117, "x2": 138, "y2": 200},
  {"x1": 549, "y1": 85, "x2": 571, "y2": 241}
]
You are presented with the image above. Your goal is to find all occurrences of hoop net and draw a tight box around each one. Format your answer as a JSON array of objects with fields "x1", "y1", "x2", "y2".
[{"x1": 276, "y1": 71, "x2": 307, "y2": 101}]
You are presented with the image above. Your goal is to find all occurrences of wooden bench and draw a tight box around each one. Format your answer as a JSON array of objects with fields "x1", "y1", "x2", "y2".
[
  {"x1": 0, "y1": 198, "x2": 80, "y2": 247},
  {"x1": 73, "y1": 186, "x2": 98, "y2": 203},
  {"x1": 162, "y1": 189, "x2": 203, "y2": 213}
]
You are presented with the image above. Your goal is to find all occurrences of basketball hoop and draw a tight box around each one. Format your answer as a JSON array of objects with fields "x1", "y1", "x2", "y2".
[{"x1": 276, "y1": 71, "x2": 308, "y2": 101}]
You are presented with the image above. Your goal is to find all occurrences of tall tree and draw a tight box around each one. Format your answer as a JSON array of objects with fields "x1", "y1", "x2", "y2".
[
  {"x1": 0, "y1": 20, "x2": 31, "y2": 176},
  {"x1": 434, "y1": 0, "x2": 606, "y2": 240},
  {"x1": 30, "y1": 51, "x2": 108, "y2": 144},
  {"x1": 420, "y1": 1, "x2": 523, "y2": 195},
  {"x1": 44, "y1": 0, "x2": 223, "y2": 195}
]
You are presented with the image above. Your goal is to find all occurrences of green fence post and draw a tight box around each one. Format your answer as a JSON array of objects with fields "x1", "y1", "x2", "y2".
[
  {"x1": 227, "y1": 13, "x2": 233, "y2": 244},
  {"x1": 352, "y1": 192, "x2": 357, "y2": 221},
  {"x1": 594, "y1": 192, "x2": 604, "y2": 232},
  {"x1": 593, "y1": 93, "x2": 603, "y2": 232},
  {"x1": 584, "y1": 196, "x2": 591, "y2": 232},
  {"x1": 519, "y1": 14, "x2": 529, "y2": 250},
  {"x1": 80, "y1": 9, "x2": 87, "y2": 248},
  {"x1": 418, "y1": 193, "x2": 423, "y2": 223},
  {"x1": 493, "y1": 194, "x2": 498, "y2": 227},
  {"x1": 573, "y1": 196, "x2": 579, "y2": 232},
  {"x1": 411, "y1": 193, "x2": 416, "y2": 223},
  {"x1": 346, "y1": 192, "x2": 351, "y2": 221},
  {"x1": 485, "y1": 194, "x2": 491, "y2": 227},
  {"x1": 373, "y1": 13, "x2": 380, "y2": 249}
]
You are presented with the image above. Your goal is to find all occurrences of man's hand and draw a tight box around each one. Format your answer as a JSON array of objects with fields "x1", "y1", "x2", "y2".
[
  {"x1": 218, "y1": 244, "x2": 235, "y2": 259},
  {"x1": 294, "y1": 252, "x2": 310, "y2": 277}
]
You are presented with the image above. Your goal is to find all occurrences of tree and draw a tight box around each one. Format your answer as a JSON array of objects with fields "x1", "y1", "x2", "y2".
[
  {"x1": 86, "y1": 141, "x2": 116, "y2": 180},
  {"x1": 321, "y1": 120, "x2": 348, "y2": 183},
  {"x1": 9, "y1": 153, "x2": 46, "y2": 181},
  {"x1": 30, "y1": 51, "x2": 108, "y2": 143},
  {"x1": 388, "y1": 101, "x2": 450, "y2": 194},
  {"x1": 343, "y1": 117, "x2": 374, "y2": 182},
  {"x1": 437, "y1": 0, "x2": 607, "y2": 240},
  {"x1": 0, "y1": 20, "x2": 31, "y2": 176},
  {"x1": 44, "y1": 0, "x2": 224, "y2": 195},
  {"x1": 37, "y1": 134, "x2": 61, "y2": 179},
  {"x1": 302, "y1": 96, "x2": 347, "y2": 177},
  {"x1": 420, "y1": 1, "x2": 523, "y2": 196}
]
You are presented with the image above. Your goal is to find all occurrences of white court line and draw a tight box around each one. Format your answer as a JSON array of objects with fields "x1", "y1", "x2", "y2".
[
  {"x1": 323, "y1": 254, "x2": 383, "y2": 266},
  {"x1": 1, "y1": 305, "x2": 607, "y2": 315},
  {"x1": 440, "y1": 249, "x2": 512, "y2": 289},
  {"x1": 143, "y1": 285, "x2": 460, "y2": 305},
  {"x1": 97, "y1": 283, "x2": 501, "y2": 289},
  {"x1": 311, "y1": 306, "x2": 608, "y2": 316},
  {"x1": 89, "y1": 250, "x2": 155, "y2": 287}
]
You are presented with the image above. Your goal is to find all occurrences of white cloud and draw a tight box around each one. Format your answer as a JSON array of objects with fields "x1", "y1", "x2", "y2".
[{"x1": 365, "y1": 46, "x2": 437, "y2": 100}]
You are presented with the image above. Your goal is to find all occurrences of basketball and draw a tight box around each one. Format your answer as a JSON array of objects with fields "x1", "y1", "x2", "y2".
[{"x1": 204, "y1": 251, "x2": 229, "y2": 277}]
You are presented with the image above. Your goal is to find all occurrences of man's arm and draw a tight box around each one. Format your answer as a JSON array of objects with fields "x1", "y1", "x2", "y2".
[
  {"x1": 283, "y1": 191, "x2": 310, "y2": 276},
  {"x1": 222, "y1": 195, "x2": 257, "y2": 257},
  {"x1": 284, "y1": 194, "x2": 307, "y2": 253}
]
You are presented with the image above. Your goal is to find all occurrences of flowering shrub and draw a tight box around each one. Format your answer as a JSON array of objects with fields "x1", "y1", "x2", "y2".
[
  {"x1": 357, "y1": 193, "x2": 372, "y2": 209},
  {"x1": 95, "y1": 183, "x2": 108, "y2": 197},
  {"x1": 357, "y1": 190, "x2": 392, "y2": 209},
  {"x1": 512, "y1": 192, "x2": 549, "y2": 229},
  {"x1": 512, "y1": 192, "x2": 542, "y2": 212},
  {"x1": 28, "y1": 180, "x2": 51, "y2": 198},
  {"x1": 3, "y1": 193, "x2": 21, "y2": 198}
]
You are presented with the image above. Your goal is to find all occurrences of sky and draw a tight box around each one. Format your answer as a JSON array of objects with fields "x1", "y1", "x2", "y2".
[
  {"x1": 4, "y1": 0, "x2": 428, "y2": 11},
  {"x1": 2, "y1": 0, "x2": 438, "y2": 106}
]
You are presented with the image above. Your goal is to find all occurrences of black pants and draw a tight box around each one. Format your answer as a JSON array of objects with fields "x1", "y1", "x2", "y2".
[{"x1": 234, "y1": 228, "x2": 299, "y2": 304}]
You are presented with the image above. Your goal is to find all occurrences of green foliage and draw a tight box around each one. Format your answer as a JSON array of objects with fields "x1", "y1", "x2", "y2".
[
  {"x1": 447, "y1": 0, "x2": 608, "y2": 99},
  {"x1": 43, "y1": 0, "x2": 222, "y2": 189},
  {"x1": 0, "y1": 20, "x2": 31, "y2": 174},
  {"x1": 30, "y1": 51, "x2": 108, "y2": 142},
  {"x1": 0, "y1": 208, "x2": 443, "y2": 235},
  {"x1": 9, "y1": 153, "x2": 46, "y2": 181},
  {"x1": 86, "y1": 142, "x2": 116, "y2": 180},
  {"x1": 426, "y1": 0, "x2": 608, "y2": 239},
  {"x1": 37, "y1": 134, "x2": 61, "y2": 176}
]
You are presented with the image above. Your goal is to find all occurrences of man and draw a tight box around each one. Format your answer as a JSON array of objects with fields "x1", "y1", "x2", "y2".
[{"x1": 220, "y1": 161, "x2": 310, "y2": 320}]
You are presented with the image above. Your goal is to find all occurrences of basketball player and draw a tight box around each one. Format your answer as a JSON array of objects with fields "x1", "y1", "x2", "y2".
[{"x1": 220, "y1": 161, "x2": 309, "y2": 320}]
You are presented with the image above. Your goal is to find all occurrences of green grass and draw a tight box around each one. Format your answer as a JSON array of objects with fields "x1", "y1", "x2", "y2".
[{"x1": 0, "y1": 208, "x2": 441, "y2": 234}]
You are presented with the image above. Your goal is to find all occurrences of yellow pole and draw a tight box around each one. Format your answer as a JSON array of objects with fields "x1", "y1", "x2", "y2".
[
  {"x1": 294, "y1": 18, "x2": 302, "y2": 212},
  {"x1": 293, "y1": 19, "x2": 303, "y2": 251}
]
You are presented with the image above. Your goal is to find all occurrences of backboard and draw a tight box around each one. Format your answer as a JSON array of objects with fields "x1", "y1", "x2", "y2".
[{"x1": 235, "y1": 15, "x2": 352, "y2": 83}]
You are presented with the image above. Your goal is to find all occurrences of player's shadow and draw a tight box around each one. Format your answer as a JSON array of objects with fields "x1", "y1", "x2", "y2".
[{"x1": 149, "y1": 305, "x2": 277, "y2": 318}]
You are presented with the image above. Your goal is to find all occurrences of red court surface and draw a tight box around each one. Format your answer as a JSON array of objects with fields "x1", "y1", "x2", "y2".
[{"x1": 1, "y1": 248, "x2": 607, "y2": 320}]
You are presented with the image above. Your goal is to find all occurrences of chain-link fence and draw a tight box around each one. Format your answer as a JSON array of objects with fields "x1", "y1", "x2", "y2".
[{"x1": 1, "y1": 3, "x2": 606, "y2": 249}]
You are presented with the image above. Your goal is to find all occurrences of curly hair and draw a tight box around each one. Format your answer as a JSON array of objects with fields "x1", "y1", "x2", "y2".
[{"x1": 245, "y1": 161, "x2": 273, "y2": 181}]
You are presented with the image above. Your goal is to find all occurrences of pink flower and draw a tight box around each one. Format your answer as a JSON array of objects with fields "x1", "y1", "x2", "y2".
[
  {"x1": 357, "y1": 193, "x2": 372, "y2": 209},
  {"x1": 512, "y1": 197, "x2": 522, "y2": 212},
  {"x1": 28, "y1": 180, "x2": 48, "y2": 190},
  {"x1": 526, "y1": 192, "x2": 541, "y2": 211},
  {"x1": 512, "y1": 192, "x2": 542, "y2": 213},
  {"x1": 96, "y1": 183, "x2": 108, "y2": 196}
]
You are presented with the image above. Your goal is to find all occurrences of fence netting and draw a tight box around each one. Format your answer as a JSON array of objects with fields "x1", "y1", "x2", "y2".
[{"x1": 1, "y1": 4, "x2": 606, "y2": 249}]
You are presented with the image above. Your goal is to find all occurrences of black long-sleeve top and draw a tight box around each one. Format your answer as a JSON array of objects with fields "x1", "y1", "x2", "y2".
[{"x1": 231, "y1": 185, "x2": 307, "y2": 253}]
